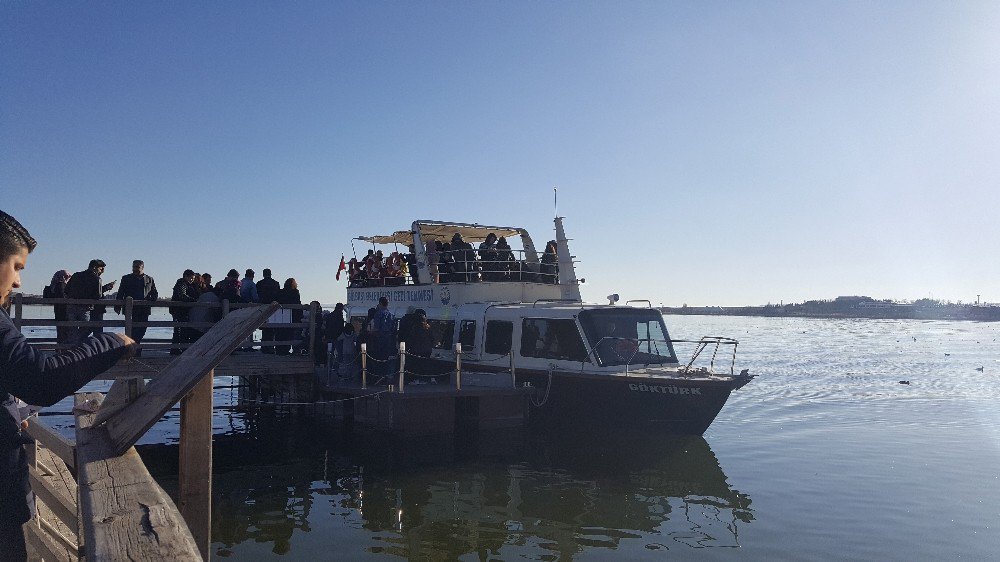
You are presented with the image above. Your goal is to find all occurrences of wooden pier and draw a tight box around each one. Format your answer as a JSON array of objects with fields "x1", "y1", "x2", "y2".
[
  {"x1": 19, "y1": 304, "x2": 277, "y2": 561},
  {"x1": 12, "y1": 295, "x2": 536, "y2": 560}
]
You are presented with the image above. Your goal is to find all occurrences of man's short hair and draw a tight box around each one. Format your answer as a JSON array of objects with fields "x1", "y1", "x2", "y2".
[
  {"x1": 133, "y1": 260, "x2": 144, "y2": 266},
  {"x1": 263, "y1": 268, "x2": 272, "y2": 277},
  {"x1": 88, "y1": 259, "x2": 106, "y2": 269},
  {"x1": 183, "y1": 269, "x2": 195, "y2": 277},
  {"x1": 378, "y1": 296, "x2": 389, "y2": 306},
  {"x1": 245, "y1": 268, "x2": 254, "y2": 277},
  {"x1": 0, "y1": 210, "x2": 37, "y2": 259},
  {"x1": 227, "y1": 268, "x2": 239, "y2": 278}
]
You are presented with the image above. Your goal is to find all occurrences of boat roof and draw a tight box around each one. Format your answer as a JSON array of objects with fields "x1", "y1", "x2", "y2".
[{"x1": 356, "y1": 220, "x2": 525, "y2": 245}]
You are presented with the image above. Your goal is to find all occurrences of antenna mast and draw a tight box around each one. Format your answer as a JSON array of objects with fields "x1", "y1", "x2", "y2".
[{"x1": 553, "y1": 186, "x2": 558, "y2": 218}]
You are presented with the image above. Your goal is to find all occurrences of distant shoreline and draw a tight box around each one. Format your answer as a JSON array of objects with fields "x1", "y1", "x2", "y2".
[{"x1": 661, "y1": 296, "x2": 1000, "y2": 322}]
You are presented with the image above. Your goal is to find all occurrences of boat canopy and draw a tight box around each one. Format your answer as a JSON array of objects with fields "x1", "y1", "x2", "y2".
[{"x1": 357, "y1": 221, "x2": 524, "y2": 246}]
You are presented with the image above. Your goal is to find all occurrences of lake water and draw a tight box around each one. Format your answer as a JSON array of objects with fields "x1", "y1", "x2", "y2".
[{"x1": 32, "y1": 315, "x2": 1000, "y2": 559}]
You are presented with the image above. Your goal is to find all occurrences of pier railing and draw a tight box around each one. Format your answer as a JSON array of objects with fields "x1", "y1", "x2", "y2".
[
  {"x1": 10, "y1": 294, "x2": 320, "y2": 356},
  {"x1": 21, "y1": 304, "x2": 277, "y2": 561}
]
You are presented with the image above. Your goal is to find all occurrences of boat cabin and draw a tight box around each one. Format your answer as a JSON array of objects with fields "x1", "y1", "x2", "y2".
[{"x1": 345, "y1": 219, "x2": 679, "y2": 373}]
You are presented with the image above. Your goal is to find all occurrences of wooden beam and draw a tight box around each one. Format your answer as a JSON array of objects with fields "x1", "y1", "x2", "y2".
[
  {"x1": 92, "y1": 375, "x2": 146, "y2": 426},
  {"x1": 75, "y1": 392, "x2": 202, "y2": 561},
  {"x1": 28, "y1": 464, "x2": 77, "y2": 531},
  {"x1": 178, "y1": 371, "x2": 213, "y2": 561},
  {"x1": 23, "y1": 520, "x2": 69, "y2": 562},
  {"x1": 24, "y1": 417, "x2": 76, "y2": 470},
  {"x1": 100, "y1": 304, "x2": 278, "y2": 456}
]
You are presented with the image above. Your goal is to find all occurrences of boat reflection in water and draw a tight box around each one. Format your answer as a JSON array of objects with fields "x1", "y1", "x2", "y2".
[{"x1": 140, "y1": 417, "x2": 753, "y2": 558}]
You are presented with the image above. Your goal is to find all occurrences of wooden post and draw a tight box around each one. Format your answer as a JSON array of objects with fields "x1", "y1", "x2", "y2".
[
  {"x1": 124, "y1": 297, "x2": 134, "y2": 338},
  {"x1": 455, "y1": 343, "x2": 462, "y2": 391},
  {"x1": 308, "y1": 301, "x2": 320, "y2": 359},
  {"x1": 398, "y1": 342, "x2": 406, "y2": 394},
  {"x1": 13, "y1": 292, "x2": 22, "y2": 330},
  {"x1": 221, "y1": 299, "x2": 230, "y2": 317},
  {"x1": 179, "y1": 371, "x2": 214, "y2": 561},
  {"x1": 361, "y1": 343, "x2": 367, "y2": 389}
]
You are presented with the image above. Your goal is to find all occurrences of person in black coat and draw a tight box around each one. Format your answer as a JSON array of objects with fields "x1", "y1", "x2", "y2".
[
  {"x1": 0, "y1": 209, "x2": 136, "y2": 561},
  {"x1": 256, "y1": 269, "x2": 281, "y2": 354},
  {"x1": 64, "y1": 259, "x2": 116, "y2": 342},
  {"x1": 275, "y1": 278, "x2": 302, "y2": 356},
  {"x1": 169, "y1": 270, "x2": 198, "y2": 355},
  {"x1": 42, "y1": 270, "x2": 72, "y2": 344},
  {"x1": 114, "y1": 260, "x2": 159, "y2": 343}
]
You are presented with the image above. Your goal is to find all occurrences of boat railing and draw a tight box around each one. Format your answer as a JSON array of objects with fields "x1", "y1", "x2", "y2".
[
  {"x1": 348, "y1": 248, "x2": 561, "y2": 287},
  {"x1": 337, "y1": 342, "x2": 518, "y2": 392},
  {"x1": 675, "y1": 336, "x2": 739, "y2": 375}
]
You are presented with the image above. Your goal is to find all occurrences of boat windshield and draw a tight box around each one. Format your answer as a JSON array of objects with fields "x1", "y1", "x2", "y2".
[{"x1": 578, "y1": 309, "x2": 678, "y2": 366}]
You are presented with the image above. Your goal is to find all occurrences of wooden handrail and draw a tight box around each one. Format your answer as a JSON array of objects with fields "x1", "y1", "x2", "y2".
[{"x1": 17, "y1": 295, "x2": 313, "y2": 310}]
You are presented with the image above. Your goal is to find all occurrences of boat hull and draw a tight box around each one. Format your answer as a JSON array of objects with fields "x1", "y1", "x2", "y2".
[
  {"x1": 424, "y1": 359, "x2": 748, "y2": 435},
  {"x1": 518, "y1": 370, "x2": 740, "y2": 435}
]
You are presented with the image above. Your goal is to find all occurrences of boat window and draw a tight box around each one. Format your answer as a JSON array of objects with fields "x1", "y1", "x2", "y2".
[
  {"x1": 459, "y1": 320, "x2": 476, "y2": 349},
  {"x1": 484, "y1": 320, "x2": 513, "y2": 354},
  {"x1": 577, "y1": 309, "x2": 677, "y2": 366},
  {"x1": 520, "y1": 318, "x2": 588, "y2": 362},
  {"x1": 427, "y1": 319, "x2": 456, "y2": 350}
]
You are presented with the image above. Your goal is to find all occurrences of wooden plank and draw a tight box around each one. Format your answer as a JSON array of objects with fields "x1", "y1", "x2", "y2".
[
  {"x1": 24, "y1": 418, "x2": 76, "y2": 470},
  {"x1": 178, "y1": 372, "x2": 214, "y2": 561},
  {"x1": 101, "y1": 304, "x2": 278, "y2": 456},
  {"x1": 92, "y1": 376, "x2": 146, "y2": 426},
  {"x1": 28, "y1": 464, "x2": 78, "y2": 530},
  {"x1": 24, "y1": 520, "x2": 69, "y2": 562},
  {"x1": 75, "y1": 392, "x2": 202, "y2": 561}
]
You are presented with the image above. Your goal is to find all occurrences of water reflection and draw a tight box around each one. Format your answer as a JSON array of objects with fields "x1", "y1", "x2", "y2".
[{"x1": 139, "y1": 415, "x2": 753, "y2": 559}]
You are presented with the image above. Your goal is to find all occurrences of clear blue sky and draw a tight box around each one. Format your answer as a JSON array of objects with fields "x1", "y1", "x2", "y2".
[{"x1": 3, "y1": 2, "x2": 998, "y2": 307}]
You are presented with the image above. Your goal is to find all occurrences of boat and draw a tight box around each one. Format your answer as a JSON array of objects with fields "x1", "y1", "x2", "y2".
[{"x1": 344, "y1": 217, "x2": 754, "y2": 435}]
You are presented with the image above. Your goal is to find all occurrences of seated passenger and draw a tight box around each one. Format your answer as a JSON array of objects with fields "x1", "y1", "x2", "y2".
[
  {"x1": 385, "y1": 252, "x2": 403, "y2": 286},
  {"x1": 405, "y1": 244, "x2": 418, "y2": 285}
]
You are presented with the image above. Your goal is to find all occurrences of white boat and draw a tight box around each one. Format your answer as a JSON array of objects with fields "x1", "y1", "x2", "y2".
[{"x1": 344, "y1": 217, "x2": 753, "y2": 435}]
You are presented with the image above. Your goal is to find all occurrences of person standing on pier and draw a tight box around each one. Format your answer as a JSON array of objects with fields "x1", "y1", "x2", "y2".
[
  {"x1": 64, "y1": 259, "x2": 116, "y2": 343},
  {"x1": 114, "y1": 260, "x2": 158, "y2": 344},
  {"x1": 42, "y1": 270, "x2": 72, "y2": 344},
  {"x1": 256, "y1": 269, "x2": 280, "y2": 353},
  {"x1": 169, "y1": 269, "x2": 198, "y2": 355},
  {"x1": 0, "y1": 210, "x2": 137, "y2": 562},
  {"x1": 240, "y1": 269, "x2": 258, "y2": 303}
]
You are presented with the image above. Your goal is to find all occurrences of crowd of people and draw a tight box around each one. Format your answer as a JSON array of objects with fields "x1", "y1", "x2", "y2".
[
  {"x1": 347, "y1": 233, "x2": 560, "y2": 287},
  {"x1": 37, "y1": 261, "x2": 316, "y2": 356}
]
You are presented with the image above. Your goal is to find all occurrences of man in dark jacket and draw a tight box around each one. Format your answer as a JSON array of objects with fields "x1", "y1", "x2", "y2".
[
  {"x1": 65, "y1": 259, "x2": 116, "y2": 343},
  {"x1": 170, "y1": 269, "x2": 198, "y2": 355},
  {"x1": 114, "y1": 260, "x2": 158, "y2": 343},
  {"x1": 0, "y1": 210, "x2": 136, "y2": 561},
  {"x1": 256, "y1": 269, "x2": 281, "y2": 353}
]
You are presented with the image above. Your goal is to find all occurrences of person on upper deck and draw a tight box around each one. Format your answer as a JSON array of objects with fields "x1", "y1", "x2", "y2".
[
  {"x1": 496, "y1": 236, "x2": 516, "y2": 281},
  {"x1": 0, "y1": 210, "x2": 137, "y2": 561},
  {"x1": 114, "y1": 260, "x2": 159, "y2": 344},
  {"x1": 347, "y1": 258, "x2": 365, "y2": 287},
  {"x1": 405, "y1": 244, "x2": 418, "y2": 285},
  {"x1": 385, "y1": 252, "x2": 403, "y2": 286},
  {"x1": 479, "y1": 233, "x2": 499, "y2": 281},
  {"x1": 424, "y1": 240, "x2": 439, "y2": 283},
  {"x1": 42, "y1": 270, "x2": 72, "y2": 344},
  {"x1": 540, "y1": 240, "x2": 559, "y2": 284},
  {"x1": 451, "y1": 233, "x2": 477, "y2": 282},
  {"x1": 438, "y1": 242, "x2": 455, "y2": 283}
]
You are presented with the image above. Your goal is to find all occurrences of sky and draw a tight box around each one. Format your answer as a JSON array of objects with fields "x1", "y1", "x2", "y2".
[{"x1": 2, "y1": 1, "x2": 999, "y2": 307}]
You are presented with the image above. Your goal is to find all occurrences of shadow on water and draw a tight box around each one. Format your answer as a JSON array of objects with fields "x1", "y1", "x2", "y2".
[{"x1": 138, "y1": 411, "x2": 754, "y2": 559}]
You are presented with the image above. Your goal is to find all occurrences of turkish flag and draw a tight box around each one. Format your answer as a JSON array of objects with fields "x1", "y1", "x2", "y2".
[{"x1": 335, "y1": 255, "x2": 347, "y2": 281}]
